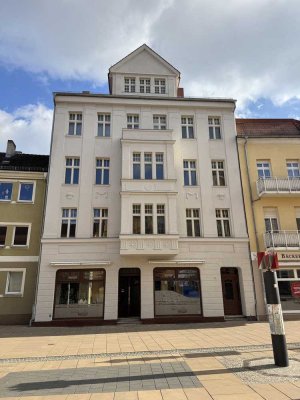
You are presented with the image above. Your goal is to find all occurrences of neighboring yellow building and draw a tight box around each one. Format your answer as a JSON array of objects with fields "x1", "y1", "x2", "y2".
[
  {"x1": 237, "y1": 119, "x2": 300, "y2": 319},
  {"x1": 0, "y1": 140, "x2": 48, "y2": 324}
]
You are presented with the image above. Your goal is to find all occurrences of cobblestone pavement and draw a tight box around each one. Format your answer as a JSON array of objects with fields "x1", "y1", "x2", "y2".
[{"x1": 0, "y1": 321, "x2": 300, "y2": 399}]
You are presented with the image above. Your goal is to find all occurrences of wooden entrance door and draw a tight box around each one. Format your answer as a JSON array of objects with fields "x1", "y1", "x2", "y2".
[
  {"x1": 118, "y1": 268, "x2": 141, "y2": 318},
  {"x1": 221, "y1": 268, "x2": 242, "y2": 315}
]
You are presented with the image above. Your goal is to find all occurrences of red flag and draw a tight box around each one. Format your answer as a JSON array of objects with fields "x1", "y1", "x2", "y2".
[{"x1": 257, "y1": 252, "x2": 265, "y2": 269}]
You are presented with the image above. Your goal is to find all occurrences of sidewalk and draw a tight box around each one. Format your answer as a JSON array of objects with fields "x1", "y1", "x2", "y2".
[{"x1": 0, "y1": 321, "x2": 299, "y2": 399}]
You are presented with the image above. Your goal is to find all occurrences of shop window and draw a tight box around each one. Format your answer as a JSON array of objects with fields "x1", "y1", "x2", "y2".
[
  {"x1": 154, "y1": 268, "x2": 201, "y2": 316},
  {"x1": 277, "y1": 269, "x2": 300, "y2": 312},
  {"x1": 54, "y1": 269, "x2": 105, "y2": 319}
]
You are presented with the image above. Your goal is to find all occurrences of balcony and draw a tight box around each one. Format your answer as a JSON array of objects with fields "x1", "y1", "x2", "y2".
[
  {"x1": 120, "y1": 234, "x2": 179, "y2": 256},
  {"x1": 121, "y1": 179, "x2": 177, "y2": 193},
  {"x1": 257, "y1": 177, "x2": 300, "y2": 196},
  {"x1": 122, "y1": 128, "x2": 174, "y2": 142},
  {"x1": 264, "y1": 230, "x2": 300, "y2": 249}
]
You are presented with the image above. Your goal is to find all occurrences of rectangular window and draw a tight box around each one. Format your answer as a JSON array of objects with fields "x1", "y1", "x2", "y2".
[
  {"x1": 154, "y1": 79, "x2": 166, "y2": 94},
  {"x1": 211, "y1": 161, "x2": 225, "y2": 186},
  {"x1": 6, "y1": 271, "x2": 24, "y2": 295},
  {"x1": 127, "y1": 114, "x2": 139, "y2": 129},
  {"x1": 264, "y1": 217, "x2": 279, "y2": 232},
  {"x1": 96, "y1": 158, "x2": 110, "y2": 185},
  {"x1": 257, "y1": 161, "x2": 271, "y2": 178},
  {"x1": 216, "y1": 209, "x2": 231, "y2": 237},
  {"x1": 154, "y1": 268, "x2": 201, "y2": 316},
  {"x1": 157, "y1": 204, "x2": 165, "y2": 234},
  {"x1": 186, "y1": 209, "x2": 201, "y2": 237},
  {"x1": 132, "y1": 204, "x2": 141, "y2": 234},
  {"x1": 208, "y1": 117, "x2": 221, "y2": 139},
  {"x1": 0, "y1": 226, "x2": 7, "y2": 246},
  {"x1": 0, "y1": 182, "x2": 13, "y2": 201},
  {"x1": 61, "y1": 209, "x2": 77, "y2": 238},
  {"x1": 183, "y1": 160, "x2": 197, "y2": 186},
  {"x1": 124, "y1": 77, "x2": 135, "y2": 93},
  {"x1": 139, "y1": 78, "x2": 151, "y2": 93},
  {"x1": 296, "y1": 208, "x2": 300, "y2": 231},
  {"x1": 144, "y1": 153, "x2": 153, "y2": 179},
  {"x1": 153, "y1": 115, "x2": 167, "y2": 130},
  {"x1": 156, "y1": 153, "x2": 164, "y2": 179},
  {"x1": 13, "y1": 226, "x2": 29, "y2": 246},
  {"x1": 133, "y1": 153, "x2": 141, "y2": 179},
  {"x1": 145, "y1": 204, "x2": 153, "y2": 234},
  {"x1": 93, "y1": 208, "x2": 108, "y2": 238},
  {"x1": 97, "y1": 114, "x2": 111, "y2": 137},
  {"x1": 18, "y1": 182, "x2": 34, "y2": 202},
  {"x1": 65, "y1": 158, "x2": 80, "y2": 184},
  {"x1": 68, "y1": 113, "x2": 82, "y2": 136},
  {"x1": 287, "y1": 160, "x2": 300, "y2": 177},
  {"x1": 181, "y1": 116, "x2": 194, "y2": 139}
]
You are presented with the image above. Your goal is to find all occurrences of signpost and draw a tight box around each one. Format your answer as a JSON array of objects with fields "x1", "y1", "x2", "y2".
[{"x1": 258, "y1": 251, "x2": 289, "y2": 367}]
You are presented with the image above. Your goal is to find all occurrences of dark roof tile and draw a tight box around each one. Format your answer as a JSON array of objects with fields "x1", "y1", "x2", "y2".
[{"x1": 0, "y1": 152, "x2": 49, "y2": 172}]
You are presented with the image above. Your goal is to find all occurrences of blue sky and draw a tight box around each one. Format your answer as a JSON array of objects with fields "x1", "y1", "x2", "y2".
[{"x1": 0, "y1": 0, "x2": 299, "y2": 155}]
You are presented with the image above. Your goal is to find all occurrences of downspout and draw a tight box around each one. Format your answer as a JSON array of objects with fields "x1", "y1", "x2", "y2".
[{"x1": 243, "y1": 137, "x2": 267, "y2": 319}]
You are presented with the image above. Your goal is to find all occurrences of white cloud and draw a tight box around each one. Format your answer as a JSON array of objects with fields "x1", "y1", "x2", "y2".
[
  {"x1": 0, "y1": 0, "x2": 300, "y2": 113},
  {"x1": 0, "y1": 104, "x2": 52, "y2": 155}
]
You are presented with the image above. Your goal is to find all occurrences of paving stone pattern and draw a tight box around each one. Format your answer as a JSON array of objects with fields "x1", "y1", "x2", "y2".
[{"x1": 0, "y1": 361, "x2": 201, "y2": 397}]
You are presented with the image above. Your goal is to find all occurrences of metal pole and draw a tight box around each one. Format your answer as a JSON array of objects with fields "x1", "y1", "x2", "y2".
[{"x1": 263, "y1": 269, "x2": 289, "y2": 367}]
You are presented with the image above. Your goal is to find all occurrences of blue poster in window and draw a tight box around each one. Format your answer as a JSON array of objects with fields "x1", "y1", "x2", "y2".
[
  {"x1": 19, "y1": 183, "x2": 33, "y2": 201},
  {"x1": 0, "y1": 182, "x2": 13, "y2": 200}
]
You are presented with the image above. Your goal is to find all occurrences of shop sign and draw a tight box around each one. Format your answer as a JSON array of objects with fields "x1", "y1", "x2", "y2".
[
  {"x1": 278, "y1": 252, "x2": 300, "y2": 261},
  {"x1": 291, "y1": 282, "x2": 300, "y2": 298}
]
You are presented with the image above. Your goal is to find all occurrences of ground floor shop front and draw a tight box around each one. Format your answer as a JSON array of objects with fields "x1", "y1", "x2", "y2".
[{"x1": 34, "y1": 239, "x2": 256, "y2": 324}]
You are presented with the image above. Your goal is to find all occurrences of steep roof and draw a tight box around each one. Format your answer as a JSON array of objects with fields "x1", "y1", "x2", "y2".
[
  {"x1": 236, "y1": 118, "x2": 300, "y2": 138},
  {"x1": 0, "y1": 152, "x2": 49, "y2": 172}
]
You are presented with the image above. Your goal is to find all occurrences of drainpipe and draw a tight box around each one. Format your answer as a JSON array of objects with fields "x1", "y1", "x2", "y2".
[{"x1": 243, "y1": 137, "x2": 267, "y2": 319}]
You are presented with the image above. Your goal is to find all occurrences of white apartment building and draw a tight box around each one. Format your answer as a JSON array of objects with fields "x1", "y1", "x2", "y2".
[{"x1": 34, "y1": 44, "x2": 256, "y2": 324}]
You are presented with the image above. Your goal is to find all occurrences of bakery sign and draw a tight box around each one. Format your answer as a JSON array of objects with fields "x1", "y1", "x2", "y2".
[{"x1": 278, "y1": 252, "x2": 300, "y2": 262}]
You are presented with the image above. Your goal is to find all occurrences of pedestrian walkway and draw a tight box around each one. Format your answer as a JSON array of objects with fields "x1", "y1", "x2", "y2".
[{"x1": 0, "y1": 321, "x2": 299, "y2": 399}]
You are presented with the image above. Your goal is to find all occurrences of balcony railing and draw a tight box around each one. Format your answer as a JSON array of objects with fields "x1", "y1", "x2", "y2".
[
  {"x1": 264, "y1": 230, "x2": 300, "y2": 249},
  {"x1": 257, "y1": 177, "x2": 300, "y2": 196}
]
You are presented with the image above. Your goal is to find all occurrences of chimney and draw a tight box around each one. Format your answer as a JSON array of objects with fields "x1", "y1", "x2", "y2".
[
  {"x1": 5, "y1": 140, "x2": 16, "y2": 158},
  {"x1": 177, "y1": 87, "x2": 184, "y2": 97}
]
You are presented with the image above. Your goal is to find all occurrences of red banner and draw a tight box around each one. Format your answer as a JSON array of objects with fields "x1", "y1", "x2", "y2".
[{"x1": 291, "y1": 282, "x2": 300, "y2": 298}]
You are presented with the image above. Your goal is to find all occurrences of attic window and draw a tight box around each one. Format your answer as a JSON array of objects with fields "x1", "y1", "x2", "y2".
[
  {"x1": 154, "y1": 79, "x2": 166, "y2": 94},
  {"x1": 124, "y1": 78, "x2": 135, "y2": 93},
  {"x1": 140, "y1": 78, "x2": 151, "y2": 93}
]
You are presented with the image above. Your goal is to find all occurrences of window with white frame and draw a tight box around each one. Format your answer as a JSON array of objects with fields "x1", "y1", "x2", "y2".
[
  {"x1": 140, "y1": 78, "x2": 151, "y2": 93},
  {"x1": 65, "y1": 158, "x2": 80, "y2": 184},
  {"x1": 12, "y1": 226, "x2": 29, "y2": 246},
  {"x1": 145, "y1": 204, "x2": 153, "y2": 234},
  {"x1": 157, "y1": 204, "x2": 165, "y2": 234},
  {"x1": 97, "y1": 114, "x2": 111, "y2": 137},
  {"x1": 68, "y1": 113, "x2": 82, "y2": 136},
  {"x1": 132, "y1": 204, "x2": 141, "y2": 234},
  {"x1": 18, "y1": 182, "x2": 34, "y2": 202},
  {"x1": 154, "y1": 78, "x2": 166, "y2": 94},
  {"x1": 276, "y1": 269, "x2": 300, "y2": 312},
  {"x1": 257, "y1": 161, "x2": 271, "y2": 179},
  {"x1": 181, "y1": 116, "x2": 194, "y2": 139},
  {"x1": 264, "y1": 209, "x2": 279, "y2": 232},
  {"x1": 0, "y1": 226, "x2": 7, "y2": 246},
  {"x1": 96, "y1": 159, "x2": 110, "y2": 185},
  {"x1": 144, "y1": 153, "x2": 153, "y2": 179},
  {"x1": 153, "y1": 115, "x2": 166, "y2": 130},
  {"x1": 133, "y1": 153, "x2": 141, "y2": 179},
  {"x1": 0, "y1": 182, "x2": 13, "y2": 201},
  {"x1": 186, "y1": 209, "x2": 201, "y2": 237},
  {"x1": 208, "y1": 117, "x2": 221, "y2": 139},
  {"x1": 93, "y1": 208, "x2": 108, "y2": 238},
  {"x1": 127, "y1": 114, "x2": 139, "y2": 129},
  {"x1": 61, "y1": 209, "x2": 77, "y2": 238},
  {"x1": 216, "y1": 209, "x2": 231, "y2": 237},
  {"x1": 183, "y1": 160, "x2": 197, "y2": 186},
  {"x1": 211, "y1": 161, "x2": 225, "y2": 186},
  {"x1": 124, "y1": 77, "x2": 136, "y2": 93},
  {"x1": 133, "y1": 152, "x2": 164, "y2": 180},
  {"x1": 5, "y1": 270, "x2": 25, "y2": 295},
  {"x1": 287, "y1": 160, "x2": 300, "y2": 178},
  {"x1": 156, "y1": 153, "x2": 164, "y2": 179},
  {"x1": 296, "y1": 208, "x2": 300, "y2": 232}
]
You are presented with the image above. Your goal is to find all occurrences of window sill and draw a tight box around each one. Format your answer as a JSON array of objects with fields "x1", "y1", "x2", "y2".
[
  {"x1": 182, "y1": 138, "x2": 197, "y2": 140},
  {"x1": 0, "y1": 199, "x2": 12, "y2": 202},
  {"x1": 94, "y1": 184, "x2": 111, "y2": 187},
  {"x1": 61, "y1": 184, "x2": 79, "y2": 187},
  {"x1": 3, "y1": 293, "x2": 23, "y2": 298},
  {"x1": 212, "y1": 185, "x2": 228, "y2": 188},
  {"x1": 95, "y1": 136, "x2": 111, "y2": 139},
  {"x1": 209, "y1": 138, "x2": 223, "y2": 142},
  {"x1": 183, "y1": 185, "x2": 200, "y2": 188},
  {"x1": 11, "y1": 245, "x2": 29, "y2": 248},
  {"x1": 65, "y1": 135, "x2": 82, "y2": 138},
  {"x1": 16, "y1": 200, "x2": 34, "y2": 204}
]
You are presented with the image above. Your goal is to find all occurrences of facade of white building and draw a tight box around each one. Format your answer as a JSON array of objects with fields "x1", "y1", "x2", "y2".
[{"x1": 34, "y1": 45, "x2": 256, "y2": 324}]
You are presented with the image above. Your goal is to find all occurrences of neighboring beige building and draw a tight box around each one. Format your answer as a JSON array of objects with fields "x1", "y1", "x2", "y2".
[
  {"x1": 237, "y1": 119, "x2": 300, "y2": 320},
  {"x1": 34, "y1": 45, "x2": 256, "y2": 325},
  {"x1": 0, "y1": 140, "x2": 48, "y2": 324}
]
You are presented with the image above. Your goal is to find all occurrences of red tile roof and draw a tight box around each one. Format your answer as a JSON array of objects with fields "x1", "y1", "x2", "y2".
[{"x1": 236, "y1": 118, "x2": 300, "y2": 138}]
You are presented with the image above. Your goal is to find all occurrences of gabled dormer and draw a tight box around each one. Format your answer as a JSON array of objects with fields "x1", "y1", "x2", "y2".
[{"x1": 108, "y1": 44, "x2": 181, "y2": 97}]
